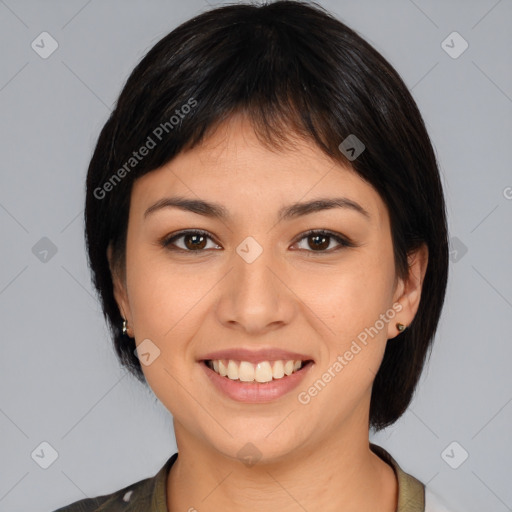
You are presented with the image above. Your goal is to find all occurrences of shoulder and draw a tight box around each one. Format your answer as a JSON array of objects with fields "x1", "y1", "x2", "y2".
[
  {"x1": 52, "y1": 453, "x2": 177, "y2": 512},
  {"x1": 52, "y1": 478, "x2": 152, "y2": 512},
  {"x1": 370, "y1": 444, "x2": 460, "y2": 512},
  {"x1": 424, "y1": 487, "x2": 459, "y2": 512}
]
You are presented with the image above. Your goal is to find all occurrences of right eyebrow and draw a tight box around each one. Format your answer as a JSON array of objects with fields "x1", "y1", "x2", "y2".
[
  {"x1": 143, "y1": 195, "x2": 371, "y2": 222},
  {"x1": 144, "y1": 197, "x2": 230, "y2": 220}
]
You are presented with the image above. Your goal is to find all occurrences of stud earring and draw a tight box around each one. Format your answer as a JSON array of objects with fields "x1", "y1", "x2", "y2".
[{"x1": 396, "y1": 322, "x2": 406, "y2": 333}]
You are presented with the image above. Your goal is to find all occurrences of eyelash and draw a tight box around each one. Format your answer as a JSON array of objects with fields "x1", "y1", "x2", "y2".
[{"x1": 159, "y1": 229, "x2": 356, "y2": 255}]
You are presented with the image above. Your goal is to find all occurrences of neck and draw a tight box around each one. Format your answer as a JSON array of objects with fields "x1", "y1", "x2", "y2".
[{"x1": 166, "y1": 420, "x2": 397, "y2": 512}]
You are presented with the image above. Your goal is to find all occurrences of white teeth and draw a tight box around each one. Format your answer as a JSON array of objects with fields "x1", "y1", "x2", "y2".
[
  {"x1": 272, "y1": 360, "x2": 284, "y2": 379},
  {"x1": 219, "y1": 360, "x2": 228, "y2": 377},
  {"x1": 254, "y1": 362, "x2": 273, "y2": 383},
  {"x1": 239, "y1": 361, "x2": 255, "y2": 382},
  {"x1": 227, "y1": 360, "x2": 238, "y2": 380},
  {"x1": 207, "y1": 359, "x2": 306, "y2": 382}
]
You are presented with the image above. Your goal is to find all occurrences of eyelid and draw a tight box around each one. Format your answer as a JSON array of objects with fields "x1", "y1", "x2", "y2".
[
  {"x1": 160, "y1": 229, "x2": 220, "y2": 251},
  {"x1": 290, "y1": 229, "x2": 356, "y2": 252},
  {"x1": 160, "y1": 228, "x2": 356, "y2": 253}
]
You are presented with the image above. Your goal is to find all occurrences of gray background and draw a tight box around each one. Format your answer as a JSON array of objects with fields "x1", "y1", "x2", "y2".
[{"x1": 0, "y1": 1, "x2": 511, "y2": 511}]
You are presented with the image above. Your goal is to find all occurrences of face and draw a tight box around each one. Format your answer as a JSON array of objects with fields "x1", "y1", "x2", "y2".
[{"x1": 110, "y1": 114, "x2": 426, "y2": 463}]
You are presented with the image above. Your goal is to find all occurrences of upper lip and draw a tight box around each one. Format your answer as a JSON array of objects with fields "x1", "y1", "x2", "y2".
[{"x1": 199, "y1": 348, "x2": 314, "y2": 364}]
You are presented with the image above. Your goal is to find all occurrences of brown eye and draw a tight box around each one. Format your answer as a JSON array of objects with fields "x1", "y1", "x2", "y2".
[
  {"x1": 293, "y1": 229, "x2": 354, "y2": 253},
  {"x1": 307, "y1": 233, "x2": 330, "y2": 251},
  {"x1": 161, "y1": 230, "x2": 221, "y2": 252},
  {"x1": 184, "y1": 233, "x2": 206, "y2": 250}
]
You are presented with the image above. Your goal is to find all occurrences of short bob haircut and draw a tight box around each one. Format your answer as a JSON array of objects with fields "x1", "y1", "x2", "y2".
[{"x1": 85, "y1": 0, "x2": 449, "y2": 431}]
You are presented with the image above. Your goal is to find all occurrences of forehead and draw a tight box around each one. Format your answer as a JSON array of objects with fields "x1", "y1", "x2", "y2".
[{"x1": 130, "y1": 114, "x2": 388, "y2": 228}]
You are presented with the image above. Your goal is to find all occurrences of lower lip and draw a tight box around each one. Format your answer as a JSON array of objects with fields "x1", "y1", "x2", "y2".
[{"x1": 200, "y1": 360, "x2": 314, "y2": 403}]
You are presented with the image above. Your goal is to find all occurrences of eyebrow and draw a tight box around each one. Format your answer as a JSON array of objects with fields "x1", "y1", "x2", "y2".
[{"x1": 143, "y1": 196, "x2": 371, "y2": 222}]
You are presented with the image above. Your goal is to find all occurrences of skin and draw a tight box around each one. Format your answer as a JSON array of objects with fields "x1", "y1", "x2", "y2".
[{"x1": 108, "y1": 113, "x2": 428, "y2": 512}]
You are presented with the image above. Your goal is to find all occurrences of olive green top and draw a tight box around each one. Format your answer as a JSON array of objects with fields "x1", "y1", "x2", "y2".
[{"x1": 53, "y1": 443, "x2": 426, "y2": 512}]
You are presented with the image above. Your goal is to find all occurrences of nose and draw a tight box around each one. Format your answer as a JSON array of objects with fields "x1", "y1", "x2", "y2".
[{"x1": 215, "y1": 240, "x2": 297, "y2": 335}]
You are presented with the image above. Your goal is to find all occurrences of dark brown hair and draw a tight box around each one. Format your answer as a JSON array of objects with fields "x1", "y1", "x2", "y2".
[{"x1": 85, "y1": 0, "x2": 449, "y2": 430}]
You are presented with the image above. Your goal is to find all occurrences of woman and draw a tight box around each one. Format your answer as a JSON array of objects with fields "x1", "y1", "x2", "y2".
[{"x1": 55, "y1": 1, "x2": 454, "y2": 510}]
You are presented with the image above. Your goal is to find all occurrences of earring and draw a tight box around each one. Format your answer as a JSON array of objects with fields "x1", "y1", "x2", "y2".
[
  {"x1": 122, "y1": 318, "x2": 128, "y2": 335},
  {"x1": 396, "y1": 322, "x2": 406, "y2": 333}
]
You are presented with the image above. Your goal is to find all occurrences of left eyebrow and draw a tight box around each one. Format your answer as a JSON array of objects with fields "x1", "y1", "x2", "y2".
[
  {"x1": 278, "y1": 197, "x2": 371, "y2": 222},
  {"x1": 143, "y1": 196, "x2": 371, "y2": 221}
]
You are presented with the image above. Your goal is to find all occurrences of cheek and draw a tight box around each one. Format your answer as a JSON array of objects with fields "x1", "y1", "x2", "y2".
[
  {"x1": 300, "y1": 254, "x2": 396, "y2": 339},
  {"x1": 295, "y1": 253, "x2": 396, "y2": 398},
  {"x1": 296, "y1": 263, "x2": 394, "y2": 422},
  {"x1": 124, "y1": 248, "x2": 209, "y2": 412},
  {"x1": 125, "y1": 245, "x2": 213, "y2": 338}
]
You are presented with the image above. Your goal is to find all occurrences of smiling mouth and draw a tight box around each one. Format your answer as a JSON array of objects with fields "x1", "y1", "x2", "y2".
[{"x1": 203, "y1": 358, "x2": 314, "y2": 383}]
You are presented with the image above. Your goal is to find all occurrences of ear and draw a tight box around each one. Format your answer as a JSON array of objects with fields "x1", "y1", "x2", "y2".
[
  {"x1": 107, "y1": 243, "x2": 131, "y2": 327},
  {"x1": 388, "y1": 243, "x2": 429, "y2": 339}
]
